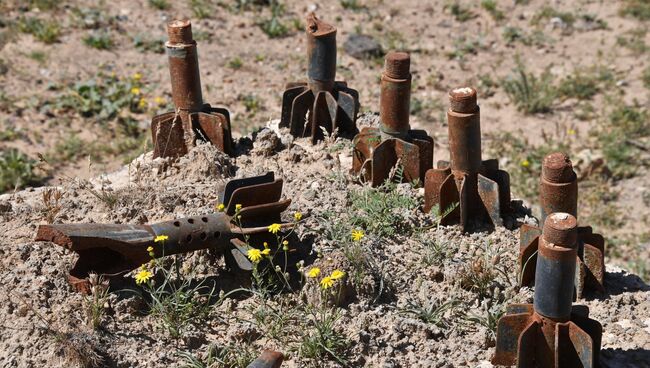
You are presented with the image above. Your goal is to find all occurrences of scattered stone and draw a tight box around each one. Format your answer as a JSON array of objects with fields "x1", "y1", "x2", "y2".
[{"x1": 344, "y1": 34, "x2": 383, "y2": 60}]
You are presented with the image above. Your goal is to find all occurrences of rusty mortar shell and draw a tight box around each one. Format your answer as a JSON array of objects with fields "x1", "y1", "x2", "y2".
[
  {"x1": 534, "y1": 213, "x2": 578, "y2": 321},
  {"x1": 379, "y1": 51, "x2": 411, "y2": 140},
  {"x1": 448, "y1": 87, "x2": 482, "y2": 176},
  {"x1": 306, "y1": 12, "x2": 337, "y2": 94},
  {"x1": 493, "y1": 213, "x2": 603, "y2": 367},
  {"x1": 166, "y1": 19, "x2": 203, "y2": 112},
  {"x1": 540, "y1": 152, "x2": 578, "y2": 224}
]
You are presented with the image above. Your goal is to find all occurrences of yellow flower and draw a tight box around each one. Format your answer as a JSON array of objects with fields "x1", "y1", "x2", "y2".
[
  {"x1": 351, "y1": 229, "x2": 365, "y2": 242},
  {"x1": 235, "y1": 204, "x2": 242, "y2": 211},
  {"x1": 147, "y1": 246, "x2": 154, "y2": 252},
  {"x1": 263, "y1": 242, "x2": 269, "y2": 249},
  {"x1": 261, "y1": 248, "x2": 271, "y2": 256},
  {"x1": 567, "y1": 128, "x2": 576, "y2": 135},
  {"x1": 138, "y1": 97, "x2": 147, "y2": 109},
  {"x1": 307, "y1": 267, "x2": 321, "y2": 278},
  {"x1": 154, "y1": 96, "x2": 165, "y2": 105},
  {"x1": 282, "y1": 240, "x2": 289, "y2": 251},
  {"x1": 154, "y1": 235, "x2": 169, "y2": 243},
  {"x1": 133, "y1": 72, "x2": 142, "y2": 81},
  {"x1": 520, "y1": 159, "x2": 530, "y2": 168},
  {"x1": 134, "y1": 267, "x2": 153, "y2": 285},
  {"x1": 320, "y1": 276, "x2": 334, "y2": 289},
  {"x1": 130, "y1": 87, "x2": 141, "y2": 95},
  {"x1": 330, "y1": 269, "x2": 345, "y2": 280},
  {"x1": 268, "y1": 223, "x2": 281, "y2": 234},
  {"x1": 294, "y1": 212, "x2": 302, "y2": 221},
  {"x1": 247, "y1": 248, "x2": 262, "y2": 263},
  {"x1": 216, "y1": 203, "x2": 225, "y2": 212}
]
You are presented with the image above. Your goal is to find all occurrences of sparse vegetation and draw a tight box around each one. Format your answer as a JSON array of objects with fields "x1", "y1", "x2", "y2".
[
  {"x1": 502, "y1": 61, "x2": 557, "y2": 114},
  {"x1": 620, "y1": 0, "x2": 650, "y2": 21},
  {"x1": 179, "y1": 342, "x2": 257, "y2": 368},
  {"x1": 83, "y1": 31, "x2": 113, "y2": 50},
  {"x1": 228, "y1": 57, "x2": 244, "y2": 70},
  {"x1": 258, "y1": 2, "x2": 290, "y2": 38},
  {"x1": 0, "y1": 148, "x2": 41, "y2": 193},
  {"x1": 616, "y1": 27, "x2": 649, "y2": 54},
  {"x1": 481, "y1": 0, "x2": 504, "y2": 21},
  {"x1": 401, "y1": 298, "x2": 459, "y2": 329},
  {"x1": 148, "y1": 0, "x2": 170, "y2": 10},
  {"x1": 446, "y1": 1, "x2": 477, "y2": 22},
  {"x1": 17, "y1": 17, "x2": 60, "y2": 44}
]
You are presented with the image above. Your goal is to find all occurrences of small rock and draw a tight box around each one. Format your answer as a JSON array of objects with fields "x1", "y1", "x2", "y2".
[{"x1": 344, "y1": 34, "x2": 383, "y2": 60}]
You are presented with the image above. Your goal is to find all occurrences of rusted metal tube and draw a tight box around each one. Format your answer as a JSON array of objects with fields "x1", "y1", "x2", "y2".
[
  {"x1": 379, "y1": 52, "x2": 411, "y2": 139},
  {"x1": 540, "y1": 152, "x2": 578, "y2": 224},
  {"x1": 448, "y1": 87, "x2": 482, "y2": 176},
  {"x1": 306, "y1": 13, "x2": 337, "y2": 94},
  {"x1": 166, "y1": 19, "x2": 203, "y2": 111},
  {"x1": 534, "y1": 213, "x2": 578, "y2": 320}
]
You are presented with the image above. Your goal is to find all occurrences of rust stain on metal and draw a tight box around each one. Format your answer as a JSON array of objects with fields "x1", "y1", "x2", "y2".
[
  {"x1": 280, "y1": 13, "x2": 359, "y2": 143},
  {"x1": 423, "y1": 87, "x2": 510, "y2": 232},
  {"x1": 493, "y1": 213, "x2": 603, "y2": 367},
  {"x1": 519, "y1": 152, "x2": 605, "y2": 297},
  {"x1": 35, "y1": 173, "x2": 290, "y2": 292},
  {"x1": 247, "y1": 350, "x2": 284, "y2": 368},
  {"x1": 152, "y1": 19, "x2": 233, "y2": 159},
  {"x1": 351, "y1": 51, "x2": 433, "y2": 186}
]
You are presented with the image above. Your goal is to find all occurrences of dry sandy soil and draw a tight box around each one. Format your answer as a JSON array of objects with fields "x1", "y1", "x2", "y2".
[{"x1": 0, "y1": 0, "x2": 649, "y2": 367}]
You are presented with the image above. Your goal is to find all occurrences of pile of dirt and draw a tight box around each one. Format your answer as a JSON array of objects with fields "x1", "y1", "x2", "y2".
[{"x1": 1, "y1": 119, "x2": 648, "y2": 367}]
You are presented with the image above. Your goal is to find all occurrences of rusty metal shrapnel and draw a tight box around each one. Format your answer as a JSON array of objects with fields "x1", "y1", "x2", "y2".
[
  {"x1": 519, "y1": 152, "x2": 605, "y2": 297},
  {"x1": 151, "y1": 19, "x2": 233, "y2": 159},
  {"x1": 352, "y1": 51, "x2": 434, "y2": 186},
  {"x1": 423, "y1": 87, "x2": 510, "y2": 231},
  {"x1": 35, "y1": 173, "x2": 290, "y2": 293},
  {"x1": 493, "y1": 213, "x2": 603, "y2": 367},
  {"x1": 279, "y1": 13, "x2": 359, "y2": 143},
  {"x1": 247, "y1": 350, "x2": 284, "y2": 368}
]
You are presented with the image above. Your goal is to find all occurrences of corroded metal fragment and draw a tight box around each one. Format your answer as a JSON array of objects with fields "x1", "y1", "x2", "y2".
[
  {"x1": 352, "y1": 51, "x2": 433, "y2": 186},
  {"x1": 35, "y1": 173, "x2": 290, "y2": 292},
  {"x1": 493, "y1": 213, "x2": 602, "y2": 367},
  {"x1": 280, "y1": 13, "x2": 359, "y2": 143},
  {"x1": 519, "y1": 152, "x2": 605, "y2": 297},
  {"x1": 152, "y1": 19, "x2": 233, "y2": 158},
  {"x1": 423, "y1": 87, "x2": 510, "y2": 232}
]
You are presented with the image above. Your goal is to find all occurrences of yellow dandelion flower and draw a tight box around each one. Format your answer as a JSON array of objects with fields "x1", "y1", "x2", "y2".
[
  {"x1": 351, "y1": 229, "x2": 365, "y2": 242},
  {"x1": 520, "y1": 159, "x2": 530, "y2": 168},
  {"x1": 330, "y1": 269, "x2": 345, "y2": 280},
  {"x1": 235, "y1": 204, "x2": 242, "y2": 211},
  {"x1": 133, "y1": 72, "x2": 142, "y2": 81},
  {"x1": 130, "y1": 87, "x2": 141, "y2": 95},
  {"x1": 567, "y1": 128, "x2": 576, "y2": 135},
  {"x1": 307, "y1": 267, "x2": 321, "y2": 278},
  {"x1": 268, "y1": 223, "x2": 281, "y2": 234},
  {"x1": 294, "y1": 212, "x2": 302, "y2": 221},
  {"x1": 134, "y1": 267, "x2": 153, "y2": 285},
  {"x1": 320, "y1": 276, "x2": 334, "y2": 290},
  {"x1": 261, "y1": 248, "x2": 271, "y2": 256},
  {"x1": 247, "y1": 248, "x2": 263, "y2": 263},
  {"x1": 154, "y1": 96, "x2": 165, "y2": 105},
  {"x1": 282, "y1": 240, "x2": 289, "y2": 251},
  {"x1": 154, "y1": 235, "x2": 169, "y2": 243},
  {"x1": 216, "y1": 203, "x2": 225, "y2": 212},
  {"x1": 138, "y1": 97, "x2": 147, "y2": 109},
  {"x1": 263, "y1": 242, "x2": 269, "y2": 249},
  {"x1": 146, "y1": 246, "x2": 154, "y2": 252}
]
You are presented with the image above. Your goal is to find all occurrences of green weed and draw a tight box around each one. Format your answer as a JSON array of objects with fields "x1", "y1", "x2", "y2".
[
  {"x1": 228, "y1": 57, "x2": 244, "y2": 69},
  {"x1": 83, "y1": 31, "x2": 113, "y2": 50},
  {"x1": 502, "y1": 61, "x2": 557, "y2": 114},
  {"x1": 531, "y1": 6, "x2": 575, "y2": 27},
  {"x1": 349, "y1": 179, "x2": 419, "y2": 238},
  {"x1": 620, "y1": 0, "x2": 650, "y2": 21},
  {"x1": 178, "y1": 343, "x2": 257, "y2": 368},
  {"x1": 0, "y1": 148, "x2": 41, "y2": 193},
  {"x1": 296, "y1": 306, "x2": 349, "y2": 365},
  {"x1": 190, "y1": 0, "x2": 214, "y2": 19},
  {"x1": 149, "y1": 0, "x2": 170, "y2": 10},
  {"x1": 259, "y1": 2, "x2": 290, "y2": 38},
  {"x1": 18, "y1": 17, "x2": 60, "y2": 44},
  {"x1": 616, "y1": 28, "x2": 648, "y2": 54},
  {"x1": 446, "y1": 1, "x2": 477, "y2": 22},
  {"x1": 481, "y1": 0, "x2": 504, "y2": 21},
  {"x1": 401, "y1": 298, "x2": 459, "y2": 329}
]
